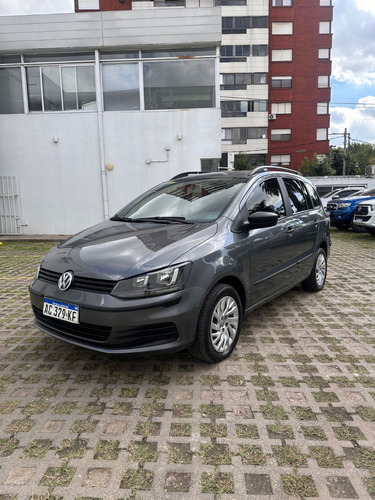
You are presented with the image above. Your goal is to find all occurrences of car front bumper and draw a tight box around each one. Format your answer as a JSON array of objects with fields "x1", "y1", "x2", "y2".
[{"x1": 29, "y1": 278, "x2": 205, "y2": 355}]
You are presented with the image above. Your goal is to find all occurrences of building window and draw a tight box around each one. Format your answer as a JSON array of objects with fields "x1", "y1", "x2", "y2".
[
  {"x1": 26, "y1": 65, "x2": 96, "y2": 112},
  {"x1": 272, "y1": 22, "x2": 293, "y2": 35},
  {"x1": 317, "y1": 102, "x2": 328, "y2": 114},
  {"x1": 271, "y1": 76, "x2": 292, "y2": 88},
  {"x1": 102, "y1": 63, "x2": 140, "y2": 111},
  {"x1": 251, "y1": 16, "x2": 268, "y2": 28},
  {"x1": 222, "y1": 127, "x2": 267, "y2": 144},
  {"x1": 220, "y1": 45, "x2": 250, "y2": 62},
  {"x1": 318, "y1": 48, "x2": 330, "y2": 60},
  {"x1": 271, "y1": 102, "x2": 292, "y2": 114},
  {"x1": 319, "y1": 0, "x2": 332, "y2": 6},
  {"x1": 318, "y1": 75, "x2": 330, "y2": 88},
  {"x1": 220, "y1": 72, "x2": 267, "y2": 89},
  {"x1": 252, "y1": 45, "x2": 268, "y2": 57},
  {"x1": 272, "y1": 0, "x2": 293, "y2": 5},
  {"x1": 0, "y1": 68, "x2": 24, "y2": 114},
  {"x1": 319, "y1": 21, "x2": 331, "y2": 34},
  {"x1": 253, "y1": 73, "x2": 268, "y2": 85},
  {"x1": 221, "y1": 100, "x2": 268, "y2": 117},
  {"x1": 77, "y1": 0, "x2": 99, "y2": 8},
  {"x1": 317, "y1": 128, "x2": 328, "y2": 141},
  {"x1": 271, "y1": 129, "x2": 291, "y2": 141},
  {"x1": 222, "y1": 17, "x2": 250, "y2": 34},
  {"x1": 216, "y1": 0, "x2": 247, "y2": 5},
  {"x1": 272, "y1": 49, "x2": 292, "y2": 62},
  {"x1": 143, "y1": 59, "x2": 215, "y2": 110},
  {"x1": 270, "y1": 154, "x2": 291, "y2": 166}
]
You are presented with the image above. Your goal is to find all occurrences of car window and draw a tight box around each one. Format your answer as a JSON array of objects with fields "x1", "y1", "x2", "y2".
[
  {"x1": 283, "y1": 178, "x2": 310, "y2": 213},
  {"x1": 247, "y1": 178, "x2": 286, "y2": 217},
  {"x1": 304, "y1": 182, "x2": 321, "y2": 208}
]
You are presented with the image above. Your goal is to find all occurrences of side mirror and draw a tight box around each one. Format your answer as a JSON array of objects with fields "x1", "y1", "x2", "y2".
[{"x1": 248, "y1": 211, "x2": 278, "y2": 229}]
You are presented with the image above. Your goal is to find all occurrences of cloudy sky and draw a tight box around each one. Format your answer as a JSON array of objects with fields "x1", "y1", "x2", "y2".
[{"x1": 0, "y1": 0, "x2": 374, "y2": 147}]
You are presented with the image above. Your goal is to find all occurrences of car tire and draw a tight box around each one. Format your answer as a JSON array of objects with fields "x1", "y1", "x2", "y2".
[
  {"x1": 301, "y1": 248, "x2": 327, "y2": 292},
  {"x1": 189, "y1": 284, "x2": 242, "y2": 363},
  {"x1": 368, "y1": 229, "x2": 375, "y2": 237},
  {"x1": 333, "y1": 222, "x2": 349, "y2": 230},
  {"x1": 350, "y1": 217, "x2": 368, "y2": 233}
]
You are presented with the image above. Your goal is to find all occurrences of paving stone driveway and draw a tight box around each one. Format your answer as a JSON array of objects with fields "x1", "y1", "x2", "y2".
[{"x1": 0, "y1": 230, "x2": 374, "y2": 500}]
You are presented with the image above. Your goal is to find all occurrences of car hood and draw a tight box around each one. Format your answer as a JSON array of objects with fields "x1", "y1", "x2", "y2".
[
  {"x1": 41, "y1": 219, "x2": 217, "y2": 281},
  {"x1": 331, "y1": 194, "x2": 375, "y2": 204}
]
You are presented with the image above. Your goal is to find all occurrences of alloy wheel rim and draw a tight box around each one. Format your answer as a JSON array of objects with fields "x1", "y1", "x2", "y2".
[
  {"x1": 210, "y1": 295, "x2": 239, "y2": 353},
  {"x1": 315, "y1": 253, "x2": 326, "y2": 287}
]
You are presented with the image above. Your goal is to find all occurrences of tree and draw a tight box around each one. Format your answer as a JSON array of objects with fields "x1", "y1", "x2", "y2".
[
  {"x1": 234, "y1": 154, "x2": 255, "y2": 171},
  {"x1": 299, "y1": 153, "x2": 335, "y2": 176},
  {"x1": 348, "y1": 142, "x2": 375, "y2": 175}
]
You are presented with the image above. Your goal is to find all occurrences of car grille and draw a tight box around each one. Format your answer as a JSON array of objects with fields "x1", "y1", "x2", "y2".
[
  {"x1": 38, "y1": 268, "x2": 116, "y2": 294},
  {"x1": 355, "y1": 205, "x2": 370, "y2": 216},
  {"x1": 33, "y1": 306, "x2": 111, "y2": 342},
  {"x1": 327, "y1": 202, "x2": 338, "y2": 211},
  {"x1": 33, "y1": 306, "x2": 179, "y2": 349}
]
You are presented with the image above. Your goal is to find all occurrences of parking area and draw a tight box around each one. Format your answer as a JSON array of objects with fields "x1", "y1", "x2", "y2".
[{"x1": 0, "y1": 230, "x2": 375, "y2": 500}]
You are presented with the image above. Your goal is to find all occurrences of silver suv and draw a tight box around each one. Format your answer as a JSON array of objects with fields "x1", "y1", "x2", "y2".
[{"x1": 29, "y1": 167, "x2": 331, "y2": 363}]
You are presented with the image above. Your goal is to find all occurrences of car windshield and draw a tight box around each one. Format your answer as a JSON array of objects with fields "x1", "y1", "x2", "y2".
[
  {"x1": 360, "y1": 188, "x2": 375, "y2": 197},
  {"x1": 115, "y1": 177, "x2": 246, "y2": 223}
]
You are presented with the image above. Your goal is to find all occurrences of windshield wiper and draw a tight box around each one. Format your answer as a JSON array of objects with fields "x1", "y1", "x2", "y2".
[
  {"x1": 111, "y1": 215, "x2": 193, "y2": 224},
  {"x1": 132, "y1": 216, "x2": 193, "y2": 224}
]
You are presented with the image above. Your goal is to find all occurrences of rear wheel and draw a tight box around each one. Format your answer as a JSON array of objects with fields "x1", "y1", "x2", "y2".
[
  {"x1": 189, "y1": 284, "x2": 242, "y2": 363},
  {"x1": 302, "y1": 248, "x2": 327, "y2": 292}
]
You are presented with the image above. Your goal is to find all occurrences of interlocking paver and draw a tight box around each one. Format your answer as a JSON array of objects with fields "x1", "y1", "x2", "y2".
[{"x1": 0, "y1": 231, "x2": 374, "y2": 499}]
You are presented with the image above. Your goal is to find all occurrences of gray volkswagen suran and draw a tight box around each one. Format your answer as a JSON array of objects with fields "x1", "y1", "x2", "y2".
[{"x1": 29, "y1": 167, "x2": 331, "y2": 363}]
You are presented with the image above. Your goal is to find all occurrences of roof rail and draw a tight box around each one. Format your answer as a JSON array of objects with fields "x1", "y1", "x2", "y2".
[
  {"x1": 170, "y1": 171, "x2": 205, "y2": 180},
  {"x1": 251, "y1": 166, "x2": 303, "y2": 176}
]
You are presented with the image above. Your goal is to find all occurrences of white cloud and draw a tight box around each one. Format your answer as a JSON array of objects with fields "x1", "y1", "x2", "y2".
[
  {"x1": 332, "y1": 0, "x2": 375, "y2": 86},
  {"x1": 355, "y1": 0, "x2": 375, "y2": 15},
  {"x1": 330, "y1": 96, "x2": 375, "y2": 144}
]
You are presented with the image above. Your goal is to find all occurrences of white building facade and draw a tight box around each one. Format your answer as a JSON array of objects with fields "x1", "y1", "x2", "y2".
[{"x1": 0, "y1": 8, "x2": 222, "y2": 235}]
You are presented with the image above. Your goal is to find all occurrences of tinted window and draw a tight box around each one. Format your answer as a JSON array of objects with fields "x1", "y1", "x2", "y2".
[
  {"x1": 247, "y1": 178, "x2": 286, "y2": 217},
  {"x1": 304, "y1": 182, "x2": 321, "y2": 208},
  {"x1": 284, "y1": 178, "x2": 310, "y2": 213}
]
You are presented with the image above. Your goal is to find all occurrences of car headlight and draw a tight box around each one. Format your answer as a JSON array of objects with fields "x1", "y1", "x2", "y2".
[
  {"x1": 336, "y1": 202, "x2": 351, "y2": 208},
  {"x1": 111, "y1": 262, "x2": 192, "y2": 299}
]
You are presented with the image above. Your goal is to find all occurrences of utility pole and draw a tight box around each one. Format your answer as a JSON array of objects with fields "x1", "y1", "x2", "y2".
[{"x1": 343, "y1": 128, "x2": 347, "y2": 175}]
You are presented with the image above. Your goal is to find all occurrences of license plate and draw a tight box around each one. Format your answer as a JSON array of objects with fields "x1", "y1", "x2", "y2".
[
  {"x1": 43, "y1": 298, "x2": 79, "y2": 324},
  {"x1": 356, "y1": 217, "x2": 363, "y2": 222}
]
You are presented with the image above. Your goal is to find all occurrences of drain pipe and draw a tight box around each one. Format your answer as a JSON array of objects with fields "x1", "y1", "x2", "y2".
[{"x1": 95, "y1": 49, "x2": 109, "y2": 220}]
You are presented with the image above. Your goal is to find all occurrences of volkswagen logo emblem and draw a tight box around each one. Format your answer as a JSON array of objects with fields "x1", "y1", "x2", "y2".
[{"x1": 58, "y1": 271, "x2": 74, "y2": 291}]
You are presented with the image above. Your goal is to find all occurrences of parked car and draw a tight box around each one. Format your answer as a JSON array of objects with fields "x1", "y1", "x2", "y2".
[
  {"x1": 326, "y1": 187, "x2": 375, "y2": 232},
  {"x1": 320, "y1": 187, "x2": 363, "y2": 209},
  {"x1": 29, "y1": 167, "x2": 331, "y2": 363},
  {"x1": 353, "y1": 199, "x2": 375, "y2": 236}
]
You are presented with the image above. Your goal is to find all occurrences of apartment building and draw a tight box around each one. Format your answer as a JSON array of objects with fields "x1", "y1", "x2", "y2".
[{"x1": 76, "y1": 0, "x2": 333, "y2": 171}]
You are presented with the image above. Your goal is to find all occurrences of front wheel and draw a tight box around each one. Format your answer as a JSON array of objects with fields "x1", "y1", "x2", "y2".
[
  {"x1": 189, "y1": 284, "x2": 242, "y2": 363},
  {"x1": 301, "y1": 248, "x2": 327, "y2": 292},
  {"x1": 350, "y1": 217, "x2": 368, "y2": 233}
]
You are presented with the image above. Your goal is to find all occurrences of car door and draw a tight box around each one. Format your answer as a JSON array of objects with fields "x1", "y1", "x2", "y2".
[
  {"x1": 243, "y1": 177, "x2": 298, "y2": 307},
  {"x1": 280, "y1": 177, "x2": 319, "y2": 281}
]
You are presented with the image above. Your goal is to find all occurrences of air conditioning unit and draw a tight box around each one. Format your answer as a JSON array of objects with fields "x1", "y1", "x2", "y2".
[
  {"x1": 365, "y1": 165, "x2": 375, "y2": 176},
  {"x1": 269, "y1": 114, "x2": 276, "y2": 120}
]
